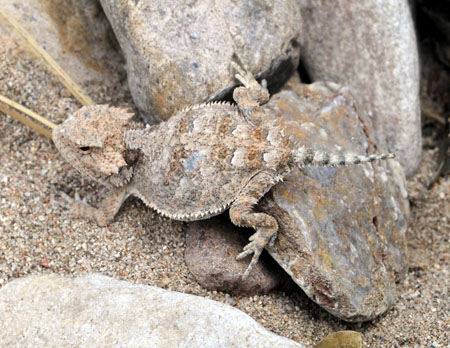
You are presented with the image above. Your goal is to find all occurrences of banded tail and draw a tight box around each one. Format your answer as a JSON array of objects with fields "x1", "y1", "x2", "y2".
[{"x1": 293, "y1": 147, "x2": 395, "y2": 168}]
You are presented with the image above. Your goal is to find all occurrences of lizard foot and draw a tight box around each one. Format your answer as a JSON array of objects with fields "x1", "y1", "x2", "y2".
[
  {"x1": 231, "y1": 61, "x2": 267, "y2": 90},
  {"x1": 57, "y1": 191, "x2": 109, "y2": 226},
  {"x1": 236, "y1": 227, "x2": 277, "y2": 279},
  {"x1": 231, "y1": 62, "x2": 269, "y2": 107},
  {"x1": 58, "y1": 191, "x2": 89, "y2": 209}
]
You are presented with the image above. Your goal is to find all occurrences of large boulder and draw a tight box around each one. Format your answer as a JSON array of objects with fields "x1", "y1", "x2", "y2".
[
  {"x1": 99, "y1": 0, "x2": 302, "y2": 123},
  {"x1": 0, "y1": 274, "x2": 305, "y2": 348},
  {"x1": 297, "y1": 0, "x2": 421, "y2": 177},
  {"x1": 259, "y1": 76, "x2": 410, "y2": 321}
]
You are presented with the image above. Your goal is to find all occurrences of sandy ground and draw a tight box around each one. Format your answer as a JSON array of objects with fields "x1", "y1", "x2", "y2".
[{"x1": 0, "y1": 34, "x2": 448, "y2": 347}]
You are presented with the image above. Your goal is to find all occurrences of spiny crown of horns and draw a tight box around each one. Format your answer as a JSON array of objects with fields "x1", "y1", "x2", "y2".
[{"x1": 61, "y1": 105, "x2": 134, "y2": 148}]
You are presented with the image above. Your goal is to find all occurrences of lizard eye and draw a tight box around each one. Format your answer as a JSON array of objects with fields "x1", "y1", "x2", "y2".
[{"x1": 79, "y1": 146, "x2": 91, "y2": 153}]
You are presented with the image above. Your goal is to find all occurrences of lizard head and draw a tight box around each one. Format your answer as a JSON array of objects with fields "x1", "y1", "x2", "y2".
[{"x1": 53, "y1": 104, "x2": 136, "y2": 187}]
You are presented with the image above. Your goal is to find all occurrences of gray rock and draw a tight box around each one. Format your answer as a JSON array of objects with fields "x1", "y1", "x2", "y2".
[
  {"x1": 297, "y1": 0, "x2": 421, "y2": 177},
  {"x1": 99, "y1": 0, "x2": 302, "y2": 123},
  {"x1": 185, "y1": 215, "x2": 289, "y2": 296},
  {"x1": 258, "y1": 77, "x2": 410, "y2": 321},
  {"x1": 0, "y1": 274, "x2": 305, "y2": 348}
]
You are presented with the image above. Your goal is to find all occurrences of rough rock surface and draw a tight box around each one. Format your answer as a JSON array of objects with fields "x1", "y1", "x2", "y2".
[
  {"x1": 185, "y1": 215, "x2": 290, "y2": 295},
  {"x1": 0, "y1": 274, "x2": 304, "y2": 348},
  {"x1": 1, "y1": 0, "x2": 124, "y2": 86},
  {"x1": 99, "y1": 0, "x2": 302, "y2": 123},
  {"x1": 257, "y1": 76, "x2": 410, "y2": 321},
  {"x1": 297, "y1": 0, "x2": 421, "y2": 177}
]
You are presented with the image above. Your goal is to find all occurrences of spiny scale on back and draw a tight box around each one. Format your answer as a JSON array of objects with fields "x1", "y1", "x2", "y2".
[{"x1": 52, "y1": 63, "x2": 394, "y2": 278}]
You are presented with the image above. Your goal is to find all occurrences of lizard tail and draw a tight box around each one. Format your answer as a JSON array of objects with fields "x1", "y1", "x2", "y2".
[{"x1": 293, "y1": 147, "x2": 395, "y2": 168}]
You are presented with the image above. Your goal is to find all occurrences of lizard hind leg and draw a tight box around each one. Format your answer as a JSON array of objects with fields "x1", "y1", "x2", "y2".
[
  {"x1": 231, "y1": 62, "x2": 270, "y2": 109},
  {"x1": 59, "y1": 186, "x2": 130, "y2": 227},
  {"x1": 229, "y1": 171, "x2": 279, "y2": 279}
]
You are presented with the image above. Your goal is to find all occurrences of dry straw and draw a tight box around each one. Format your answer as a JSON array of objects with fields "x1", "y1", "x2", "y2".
[
  {"x1": 0, "y1": 6, "x2": 95, "y2": 139},
  {"x1": 0, "y1": 94, "x2": 55, "y2": 138}
]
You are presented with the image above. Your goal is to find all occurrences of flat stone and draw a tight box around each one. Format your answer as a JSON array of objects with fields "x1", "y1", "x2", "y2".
[
  {"x1": 99, "y1": 0, "x2": 302, "y2": 123},
  {"x1": 185, "y1": 215, "x2": 289, "y2": 296},
  {"x1": 0, "y1": 274, "x2": 305, "y2": 348},
  {"x1": 297, "y1": 0, "x2": 421, "y2": 177},
  {"x1": 257, "y1": 76, "x2": 410, "y2": 321}
]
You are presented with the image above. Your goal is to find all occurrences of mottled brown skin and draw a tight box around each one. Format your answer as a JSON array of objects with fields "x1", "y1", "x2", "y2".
[{"x1": 53, "y1": 63, "x2": 394, "y2": 278}]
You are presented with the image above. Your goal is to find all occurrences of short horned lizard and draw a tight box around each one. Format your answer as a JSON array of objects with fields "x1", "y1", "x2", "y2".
[{"x1": 53, "y1": 63, "x2": 394, "y2": 278}]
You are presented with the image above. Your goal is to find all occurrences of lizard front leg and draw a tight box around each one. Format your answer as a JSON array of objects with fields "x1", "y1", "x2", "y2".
[
  {"x1": 229, "y1": 171, "x2": 279, "y2": 279},
  {"x1": 231, "y1": 62, "x2": 270, "y2": 123},
  {"x1": 60, "y1": 186, "x2": 131, "y2": 227},
  {"x1": 231, "y1": 62, "x2": 270, "y2": 106}
]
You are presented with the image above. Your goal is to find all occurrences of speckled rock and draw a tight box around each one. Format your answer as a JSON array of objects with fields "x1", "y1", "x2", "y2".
[
  {"x1": 297, "y1": 0, "x2": 421, "y2": 177},
  {"x1": 0, "y1": 274, "x2": 305, "y2": 348},
  {"x1": 99, "y1": 0, "x2": 302, "y2": 123},
  {"x1": 185, "y1": 215, "x2": 289, "y2": 296},
  {"x1": 257, "y1": 76, "x2": 410, "y2": 321}
]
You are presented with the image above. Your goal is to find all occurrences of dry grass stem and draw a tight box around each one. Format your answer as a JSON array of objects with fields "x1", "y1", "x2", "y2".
[
  {"x1": 0, "y1": 94, "x2": 56, "y2": 129},
  {"x1": 0, "y1": 6, "x2": 94, "y2": 106},
  {"x1": 422, "y1": 108, "x2": 447, "y2": 125},
  {"x1": 0, "y1": 94, "x2": 55, "y2": 139}
]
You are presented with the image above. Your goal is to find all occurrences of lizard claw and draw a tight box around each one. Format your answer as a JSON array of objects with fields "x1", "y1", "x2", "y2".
[
  {"x1": 57, "y1": 191, "x2": 91, "y2": 214},
  {"x1": 230, "y1": 61, "x2": 247, "y2": 78},
  {"x1": 231, "y1": 61, "x2": 258, "y2": 89},
  {"x1": 58, "y1": 191, "x2": 74, "y2": 208},
  {"x1": 237, "y1": 244, "x2": 263, "y2": 279},
  {"x1": 236, "y1": 228, "x2": 277, "y2": 279},
  {"x1": 261, "y1": 79, "x2": 267, "y2": 89},
  {"x1": 231, "y1": 61, "x2": 270, "y2": 106},
  {"x1": 268, "y1": 231, "x2": 277, "y2": 248}
]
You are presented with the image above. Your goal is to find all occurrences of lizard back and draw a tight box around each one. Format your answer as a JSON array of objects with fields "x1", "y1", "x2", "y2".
[{"x1": 125, "y1": 102, "x2": 292, "y2": 221}]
